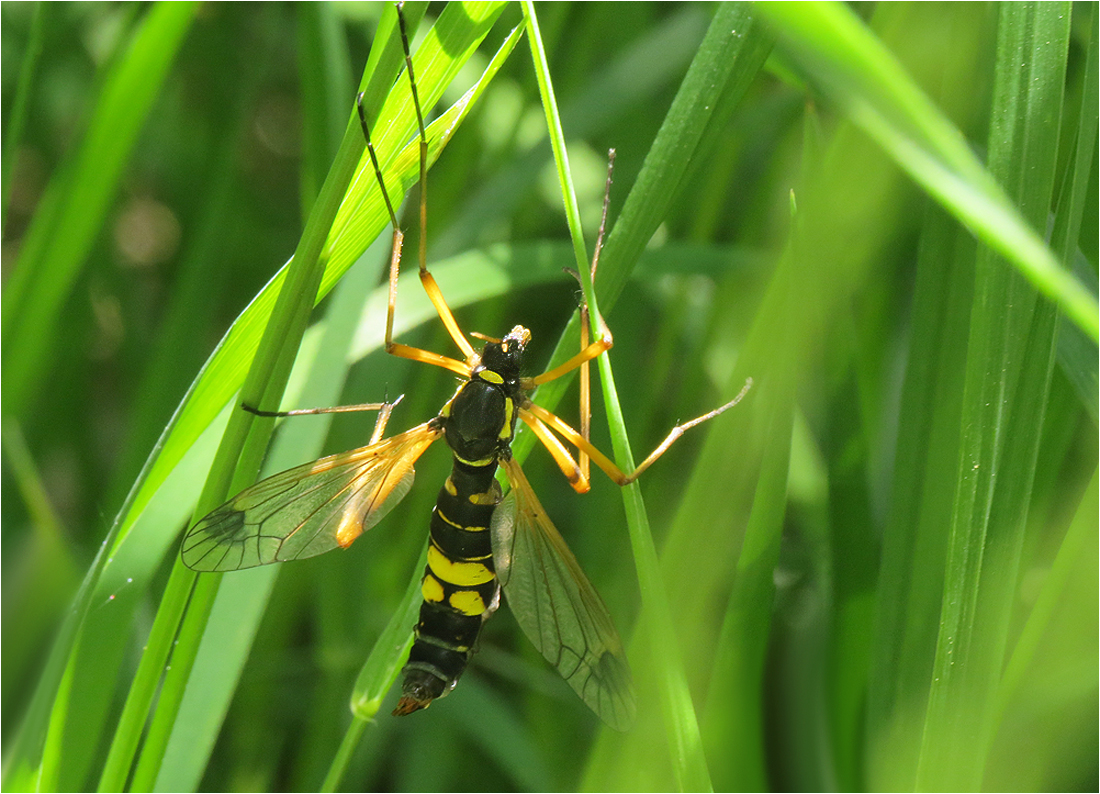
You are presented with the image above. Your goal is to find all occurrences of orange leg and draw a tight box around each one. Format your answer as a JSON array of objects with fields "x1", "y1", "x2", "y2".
[
  {"x1": 355, "y1": 11, "x2": 475, "y2": 377},
  {"x1": 518, "y1": 409, "x2": 590, "y2": 494},
  {"x1": 386, "y1": 343, "x2": 471, "y2": 379},
  {"x1": 522, "y1": 401, "x2": 625, "y2": 486},
  {"x1": 522, "y1": 376, "x2": 753, "y2": 487},
  {"x1": 522, "y1": 150, "x2": 618, "y2": 479},
  {"x1": 578, "y1": 304, "x2": 592, "y2": 483},
  {"x1": 415, "y1": 268, "x2": 475, "y2": 363},
  {"x1": 574, "y1": 149, "x2": 616, "y2": 482},
  {"x1": 397, "y1": 6, "x2": 475, "y2": 364},
  {"x1": 242, "y1": 395, "x2": 403, "y2": 444},
  {"x1": 521, "y1": 325, "x2": 613, "y2": 389}
]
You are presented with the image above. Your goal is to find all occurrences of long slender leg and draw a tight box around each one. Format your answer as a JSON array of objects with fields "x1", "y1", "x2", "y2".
[
  {"x1": 521, "y1": 402, "x2": 623, "y2": 486},
  {"x1": 578, "y1": 302, "x2": 592, "y2": 482},
  {"x1": 394, "y1": 5, "x2": 475, "y2": 363},
  {"x1": 520, "y1": 329, "x2": 613, "y2": 390},
  {"x1": 575, "y1": 149, "x2": 617, "y2": 482},
  {"x1": 522, "y1": 376, "x2": 753, "y2": 486},
  {"x1": 242, "y1": 395, "x2": 404, "y2": 444},
  {"x1": 242, "y1": 400, "x2": 397, "y2": 419},
  {"x1": 355, "y1": 91, "x2": 405, "y2": 354},
  {"x1": 355, "y1": 6, "x2": 473, "y2": 376},
  {"x1": 518, "y1": 410, "x2": 591, "y2": 494},
  {"x1": 522, "y1": 150, "x2": 617, "y2": 396}
]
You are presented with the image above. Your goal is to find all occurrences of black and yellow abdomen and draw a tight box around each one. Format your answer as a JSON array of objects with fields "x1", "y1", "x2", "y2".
[
  {"x1": 394, "y1": 459, "x2": 502, "y2": 713},
  {"x1": 393, "y1": 331, "x2": 526, "y2": 716}
]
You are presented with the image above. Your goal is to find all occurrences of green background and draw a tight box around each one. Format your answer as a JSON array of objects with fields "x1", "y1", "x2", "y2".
[{"x1": 2, "y1": 2, "x2": 1096, "y2": 791}]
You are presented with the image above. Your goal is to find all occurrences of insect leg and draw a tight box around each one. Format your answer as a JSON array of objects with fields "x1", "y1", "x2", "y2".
[
  {"x1": 520, "y1": 327, "x2": 614, "y2": 390},
  {"x1": 396, "y1": 4, "x2": 476, "y2": 364},
  {"x1": 354, "y1": 7, "x2": 472, "y2": 378},
  {"x1": 242, "y1": 395, "x2": 404, "y2": 444},
  {"x1": 573, "y1": 149, "x2": 616, "y2": 483},
  {"x1": 516, "y1": 408, "x2": 591, "y2": 494},
  {"x1": 525, "y1": 150, "x2": 618, "y2": 395},
  {"x1": 523, "y1": 376, "x2": 753, "y2": 487}
]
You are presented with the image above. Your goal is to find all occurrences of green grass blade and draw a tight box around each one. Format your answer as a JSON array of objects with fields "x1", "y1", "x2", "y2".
[
  {"x1": 126, "y1": 6, "x2": 510, "y2": 789},
  {"x1": 757, "y1": 1, "x2": 1098, "y2": 343},
  {"x1": 526, "y1": 2, "x2": 768, "y2": 787},
  {"x1": 348, "y1": 539, "x2": 430, "y2": 720},
  {"x1": 432, "y1": 5, "x2": 711, "y2": 259},
  {"x1": 863, "y1": 7, "x2": 993, "y2": 787},
  {"x1": 321, "y1": 717, "x2": 369, "y2": 794},
  {"x1": 519, "y1": 3, "x2": 770, "y2": 789},
  {"x1": 512, "y1": 3, "x2": 774, "y2": 465},
  {"x1": 151, "y1": 21, "x2": 522, "y2": 783},
  {"x1": 317, "y1": 538, "x2": 430, "y2": 791},
  {"x1": 98, "y1": 8, "x2": 410, "y2": 780},
  {"x1": 1, "y1": 2, "x2": 199, "y2": 417},
  {"x1": 521, "y1": 1, "x2": 591, "y2": 290},
  {"x1": 7, "y1": 4, "x2": 1094, "y2": 790},
  {"x1": 529, "y1": 0, "x2": 704, "y2": 780},
  {"x1": 155, "y1": 235, "x2": 388, "y2": 791},
  {"x1": 11, "y1": 6, "x2": 509, "y2": 791},
  {"x1": 594, "y1": 4, "x2": 774, "y2": 312},
  {"x1": 916, "y1": 4, "x2": 1071, "y2": 789},
  {"x1": 113, "y1": 6, "x2": 517, "y2": 558},
  {"x1": 865, "y1": 202, "x2": 977, "y2": 788},
  {"x1": 598, "y1": 355, "x2": 713, "y2": 792}
]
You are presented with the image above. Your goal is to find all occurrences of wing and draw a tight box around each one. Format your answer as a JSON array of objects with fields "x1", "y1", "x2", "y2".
[
  {"x1": 492, "y1": 456, "x2": 636, "y2": 731},
  {"x1": 182, "y1": 422, "x2": 442, "y2": 572}
]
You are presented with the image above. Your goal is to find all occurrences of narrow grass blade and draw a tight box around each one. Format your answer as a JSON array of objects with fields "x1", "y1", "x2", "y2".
[
  {"x1": 525, "y1": 2, "x2": 770, "y2": 788},
  {"x1": 153, "y1": 238, "x2": 393, "y2": 792},
  {"x1": 513, "y1": 2, "x2": 774, "y2": 463},
  {"x1": 8, "y1": 6, "x2": 511, "y2": 792},
  {"x1": 317, "y1": 539, "x2": 430, "y2": 791},
  {"x1": 916, "y1": 5, "x2": 1071, "y2": 789},
  {"x1": 531, "y1": 2, "x2": 773, "y2": 789},
  {"x1": 2, "y1": 2, "x2": 199, "y2": 417},
  {"x1": 97, "y1": 3, "x2": 420, "y2": 779},
  {"x1": 757, "y1": 1, "x2": 1097, "y2": 342},
  {"x1": 125, "y1": 6, "x2": 511, "y2": 789}
]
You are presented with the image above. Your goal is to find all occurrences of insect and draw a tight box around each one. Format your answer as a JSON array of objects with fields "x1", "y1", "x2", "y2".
[{"x1": 181, "y1": 4, "x2": 749, "y2": 731}]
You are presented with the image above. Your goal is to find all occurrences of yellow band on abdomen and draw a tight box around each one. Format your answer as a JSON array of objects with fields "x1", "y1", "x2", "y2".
[
  {"x1": 449, "y1": 589, "x2": 487, "y2": 616},
  {"x1": 428, "y1": 544, "x2": 495, "y2": 585},
  {"x1": 420, "y1": 573, "x2": 445, "y2": 604}
]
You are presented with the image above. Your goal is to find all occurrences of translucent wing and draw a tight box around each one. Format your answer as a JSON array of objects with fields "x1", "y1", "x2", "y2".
[
  {"x1": 492, "y1": 456, "x2": 636, "y2": 731},
  {"x1": 182, "y1": 422, "x2": 442, "y2": 572}
]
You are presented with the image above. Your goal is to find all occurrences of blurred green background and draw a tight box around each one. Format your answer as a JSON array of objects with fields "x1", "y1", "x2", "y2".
[{"x1": 2, "y1": 2, "x2": 1096, "y2": 791}]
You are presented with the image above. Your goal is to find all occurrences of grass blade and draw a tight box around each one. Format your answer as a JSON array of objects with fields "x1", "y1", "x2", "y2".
[
  {"x1": 5, "y1": 4, "x2": 1093, "y2": 790},
  {"x1": 916, "y1": 4, "x2": 1071, "y2": 789},
  {"x1": 757, "y1": 1, "x2": 1097, "y2": 342},
  {"x1": 2, "y1": 2, "x2": 199, "y2": 416}
]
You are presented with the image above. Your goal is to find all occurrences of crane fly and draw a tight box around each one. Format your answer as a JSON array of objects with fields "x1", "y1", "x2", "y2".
[{"x1": 182, "y1": 2, "x2": 750, "y2": 731}]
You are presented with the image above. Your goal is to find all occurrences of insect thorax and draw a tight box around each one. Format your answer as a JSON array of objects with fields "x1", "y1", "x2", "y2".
[{"x1": 440, "y1": 326, "x2": 530, "y2": 465}]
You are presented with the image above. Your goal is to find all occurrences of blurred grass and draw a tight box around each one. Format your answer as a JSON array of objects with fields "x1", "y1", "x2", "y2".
[{"x1": 2, "y1": 2, "x2": 1096, "y2": 792}]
